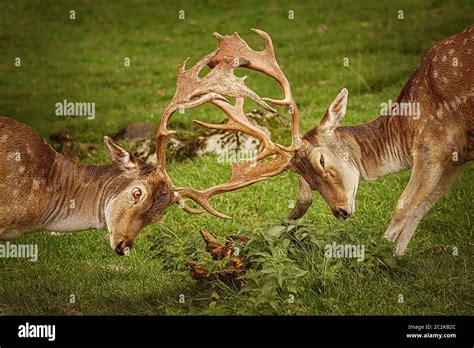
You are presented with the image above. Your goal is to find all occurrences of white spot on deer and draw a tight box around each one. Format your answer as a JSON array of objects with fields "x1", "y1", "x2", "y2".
[
  {"x1": 432, "y1": 55, "x2": 438, "y2": 62},
  {"x1": 1, "y1": 134, "x2": 7, "y2": 142},
  {"x1": 442, "y1": 55, "x2": 447, "y2": 62},
  {"x1": 436, "y1": 108, "x2": 444, "y2": 118},
  {"x1": 463, "y1": 38, "x2": 468, "y2": 45},
  {"x1": 448, "y1": 48, "x2": 455, "y2": 55},
  {"x1": 433, "y1": 70, "x2": 438, "y2": 78},
  {"x1": 442, "y1": 77, "x2": 448, "y2": 84},
  {"x1": 18, "y1": 166, "x2": 25, "y2": 173},
  {"x1": 32, "y1": 179, "x2": 40, "y2": 190}
]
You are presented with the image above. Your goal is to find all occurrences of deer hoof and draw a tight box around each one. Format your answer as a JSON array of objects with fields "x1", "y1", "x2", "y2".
[
  {"x1": 394, "y1": 242, "x2": 407, "y2": 257},
  {"x1": 384, "y1": 227, "x2": 402, "y2": 242}
]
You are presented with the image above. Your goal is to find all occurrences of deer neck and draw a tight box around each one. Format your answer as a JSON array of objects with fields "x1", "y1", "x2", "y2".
[
  {"x1": 338, "y1": 115, "x2": 414, "y2": 181},
  {"x1": 42, "y1": 158, "x2": 129, "y2": 232}
]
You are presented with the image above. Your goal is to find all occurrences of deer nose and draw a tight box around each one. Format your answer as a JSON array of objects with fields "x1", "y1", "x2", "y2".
[
  {"x1": 334, "y1": 208, "x2": 350, "y2": 220},
  {"x1": 114, "y1": 240, "x2": 132, "y2": 256},
  {"x1": 115, "y1": 241, "x2": 125, "y2": 255}
]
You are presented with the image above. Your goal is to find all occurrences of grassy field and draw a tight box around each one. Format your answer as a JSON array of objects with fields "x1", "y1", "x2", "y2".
[{"x1": 0, "y1": 0, "x2": 472, "y2": 315}]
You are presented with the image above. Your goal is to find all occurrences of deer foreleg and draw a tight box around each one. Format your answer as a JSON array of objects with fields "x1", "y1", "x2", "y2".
[{"x1": 384, "y1": 160, "x2": 465, "y2": 256}]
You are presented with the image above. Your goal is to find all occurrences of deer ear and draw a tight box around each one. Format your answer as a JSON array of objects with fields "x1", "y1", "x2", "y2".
[
  {"x1": 104, "y1": 136, "x2": 138, "y2": 170},
  {"x1": 318, "y1": 88, "x2": 348, "y2": 133}
]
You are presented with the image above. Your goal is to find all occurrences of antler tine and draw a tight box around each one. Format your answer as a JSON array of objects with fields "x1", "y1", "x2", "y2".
[{"x1": 209, "y1": 28, "x2": 302, "y2": 148}]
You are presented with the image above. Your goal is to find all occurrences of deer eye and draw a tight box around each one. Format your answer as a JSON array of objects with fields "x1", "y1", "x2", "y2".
[
  {"x1": 320, "y1": 155, "x2": 325, "y2": 168},
  {"x1": 131, "y1": 187, "x2": 142, "y2": 200}
]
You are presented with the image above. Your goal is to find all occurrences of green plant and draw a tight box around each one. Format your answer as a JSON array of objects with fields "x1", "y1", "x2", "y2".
[{"x1": 237, "y1": 222, "x2": 309, "y2": 314}]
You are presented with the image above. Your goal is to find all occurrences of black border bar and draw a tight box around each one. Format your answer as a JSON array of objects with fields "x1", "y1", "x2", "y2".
[{"x1": 0, "y1": 315, "x2": 472, "y2": 346}]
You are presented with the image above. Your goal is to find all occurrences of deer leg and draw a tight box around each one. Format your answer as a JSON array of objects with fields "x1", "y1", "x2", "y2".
[
  {"x1": 384, "y1": 157, "x2": 442, "y2": 243},
  {"x1": 288, "y1": 176, "x2": 313, "y2": 219},
  {"x1": 393, "y1": 164, "x2": 465, "y2": 255},
  {"x1": 384, "y1": 160, "x2": 465, "y2": 256}
]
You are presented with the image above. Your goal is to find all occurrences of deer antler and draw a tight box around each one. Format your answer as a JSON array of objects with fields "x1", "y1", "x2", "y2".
[
  {"x1": 209, "y1": 28, "x2": 302, "y2": 149},
  {"x1": 155, "y1": 29, "x2": 301, "y2": 218}
]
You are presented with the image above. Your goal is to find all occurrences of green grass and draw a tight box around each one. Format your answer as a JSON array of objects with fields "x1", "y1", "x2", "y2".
[{"x1": 0, "y1": 0, "x2": 472, "y2": 315}]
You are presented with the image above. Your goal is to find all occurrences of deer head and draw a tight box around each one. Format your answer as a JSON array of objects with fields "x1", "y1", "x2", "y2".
[
  {"x1": 102, "y1": 136, "x2": 178, "y2": 255},
  {"x1": 290, "y1": 88, "x2": 358, "y2": 220}
]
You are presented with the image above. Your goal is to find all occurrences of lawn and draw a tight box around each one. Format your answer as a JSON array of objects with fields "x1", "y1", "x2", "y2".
[{"x1": 0, "y1": 0, "x2": 472, "y2": 315}]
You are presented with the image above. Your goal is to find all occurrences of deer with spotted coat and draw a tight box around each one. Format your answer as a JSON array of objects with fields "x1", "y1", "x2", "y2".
[
  {"x1": 0, "y1": 119, "x2": 184, "y2": 255},
  {"x1": 289, "y1": 25, "x2": 474, "y2": 255}
]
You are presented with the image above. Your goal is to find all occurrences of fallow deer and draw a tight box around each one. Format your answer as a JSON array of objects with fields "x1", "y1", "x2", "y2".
[
  {"x1": 289, "y1": 26, "x2": 474, "y2": 255},
  {"x1": 147, "y1": 27, "x2": 473, "y2": 257},
  {"x1": 0, "y1": 118, "x2": 178, "y2": 254}
]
